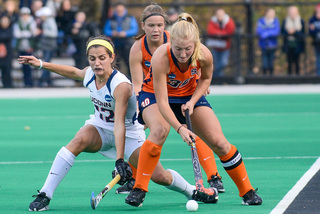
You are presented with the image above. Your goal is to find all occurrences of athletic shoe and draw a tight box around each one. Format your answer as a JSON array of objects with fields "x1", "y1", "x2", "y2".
[
  {"x1": 242, "y1": 189, "x2": 262, "y2": 205},
  {"x1": 125, "y1": 188, "x2": 146, "y2": 207},
  {"x1": 192, "y1": 188, "x2": 218, "y2": 203},
  {"x1": 116, "y1": 177, "x2": 135, "y2": 194},
  {"x1": 208, "y1": 173, "x2": 225, "y2": 193},
  {"x1": 29, "y1": 191, "x2": 50, "y2": 211}
]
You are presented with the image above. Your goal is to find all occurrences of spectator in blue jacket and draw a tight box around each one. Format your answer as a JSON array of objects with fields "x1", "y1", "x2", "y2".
[
  {"x1": 103, "y1": 2, "x2": 138, "y2": 79},
  {"x1": 256, "y1": 8, "x2": 280, "y2": 75},
  {"x1": 309, "y1": 4, "x2": 320, "y2": 76}
]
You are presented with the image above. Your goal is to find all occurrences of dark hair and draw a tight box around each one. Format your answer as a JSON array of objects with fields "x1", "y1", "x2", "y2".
[
  {"x1": 86, "y1": 35, "x2": 115, "y2": 57},
  {"x1": 113, "y1": 1, "x2": 126, "y2": 7},
  {"x1": 86, "y1": 35, "x2": 117, "y2": 68},
  {"x1": 134, "y1": 3, "x2": 170, "y2": 40}
]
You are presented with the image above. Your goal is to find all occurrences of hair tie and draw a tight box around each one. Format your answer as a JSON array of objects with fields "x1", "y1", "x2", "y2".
[
  {"x1": 143, "y1": 13, "x2": 164, "y2": 22},
  {"x1": 181, "y1": 17, "x2": 187, "y2": 21}
]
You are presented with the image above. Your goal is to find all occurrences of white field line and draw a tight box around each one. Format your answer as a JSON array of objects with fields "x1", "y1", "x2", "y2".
[
  {"x1": 1, "y1": 112, "x2": 319, "y2": 121},
  {"x1": 208, "y1": 85, "x2": 320, "y2": 95},
  {"x1": 270, "y1": 157, "x2": 320, "y2": 214},
  {"x1": 0, "y1": 85, "x2": 320, "y2": 99},
  {"x1": 0, "y1": 115, "x2": 88, "y2": 120},
  {"x1": 0, "y1": 156, "x2": 318, "y2": 165}
]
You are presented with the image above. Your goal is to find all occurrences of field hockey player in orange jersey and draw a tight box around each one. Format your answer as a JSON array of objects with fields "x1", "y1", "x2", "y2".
[
  {"x1": 117, "y1": 3, "x2": 224, "y2": 195},
  {"x1": 126, "y1": 13, "x2": 262, "y2": 207}
]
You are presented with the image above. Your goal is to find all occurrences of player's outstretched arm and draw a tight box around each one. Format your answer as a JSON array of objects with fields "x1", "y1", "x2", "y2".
[{"x1": 18, "y1": 55, "x2": 86, "y2": 81}]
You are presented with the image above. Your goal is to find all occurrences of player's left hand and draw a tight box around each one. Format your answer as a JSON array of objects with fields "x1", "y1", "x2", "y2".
[
  {"x1": 113, "y1": 158, "x2": 133, "y2": 185},
  {"x1": 178, "y1": 125, "x2": 197, "y2": 146}
]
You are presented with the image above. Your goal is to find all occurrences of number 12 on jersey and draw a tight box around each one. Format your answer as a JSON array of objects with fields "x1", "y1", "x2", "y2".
[{"x1": 94, "y1": 105, "x2": 115, "y2": 123}]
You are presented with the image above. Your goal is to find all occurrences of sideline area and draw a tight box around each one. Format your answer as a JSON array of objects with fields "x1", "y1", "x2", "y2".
[{"x1": 1, "y1": 84, "x2": 320, "y2": 99}]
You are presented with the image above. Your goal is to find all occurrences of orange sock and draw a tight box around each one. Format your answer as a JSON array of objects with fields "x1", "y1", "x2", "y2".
[
  {"x1": 195, "y1": 137, "x2": 219, "y2": 180},
  {"x1": 219, "y1": 144, "x2": 253, "y2": 197},
  {"x1": 129, "y1": 163, "x2": 137, "y2": 180},
  {"x1": 133, "y1": 140, "x2": 162, "y2": 192}
]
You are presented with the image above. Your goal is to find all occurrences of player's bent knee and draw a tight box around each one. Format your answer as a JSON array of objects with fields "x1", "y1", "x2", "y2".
[
  {"x1": 150, "y1": 125, "x2": 169, "y2": 142},
  {"x1": 69, "y1": 135, "x2": 90, "y2": 151},
  {"x1": 210, "y1": 137, "x2": 230, "y2": 156}
]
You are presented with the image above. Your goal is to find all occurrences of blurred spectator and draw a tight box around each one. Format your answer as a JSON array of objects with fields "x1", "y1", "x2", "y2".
[
  {"x1": 31, "y1": 0, "x2": 43, "y2": 16},
  {"x1": 256, "y1": 8, "x2": 280, "y2": 76},
  {"x1": 282, "y1": 6, "x2": 305, "y2": 76},
  {"x1": 309, "y1": 4, "x2": 320, "y2": 76},
  {"x1": 13, "y1": 7, "x2": 37, "y2": 87},
  {"x1": 46, "y1": 0, "x2": 63, "y2": 17},
  {"x1": 2, "y1": 0, "x2": 19, "y2": 26},
  {"x1": 71, "y1": 11, "x2": 100, "y2": 69},
  {"x1": 167, "y1": 7, "x2": 179, "y2": 23},
  {"x1": 206, "y1": 9, "x2": 235, "y2": 76},
  {"x1": 55, "y1": 0, "x2": 75, "y2": 56},
  {"x1": 35, "y1": 6, "x2": 58, "y2": 87},
  {"x1": 166, "y1": 7, "x2": 179, "y2": 30},
  {"x1": 103, "y1": 2, "x2": 138, "y2": 78},
  {"x1": 0, "y1": 15, "x2": 13, "y2": 88},
  {"x1": 31, "y1": 0, "x2": 43, "y2": 35}
]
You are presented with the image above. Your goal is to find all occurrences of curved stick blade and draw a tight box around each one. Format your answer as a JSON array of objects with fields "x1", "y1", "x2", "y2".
[{"x1": 90, "y1": 191, "x2": 96, "y2": 210}]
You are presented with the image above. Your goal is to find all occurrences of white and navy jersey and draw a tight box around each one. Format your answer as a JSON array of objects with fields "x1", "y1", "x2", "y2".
[{"x1": 83, "y1": 67, "x2": 138, "y2": 131}]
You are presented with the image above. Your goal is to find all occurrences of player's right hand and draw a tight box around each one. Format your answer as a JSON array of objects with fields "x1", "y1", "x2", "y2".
[
  {"x1": 204, "y1": 87, "x2": 211, "y2": 96},
  {"x1": 112, "y1": 158, "x2": 133, "y2": 185},
  {"x1": 178, "y1": 126, "x2": 197, "y2": 146}
]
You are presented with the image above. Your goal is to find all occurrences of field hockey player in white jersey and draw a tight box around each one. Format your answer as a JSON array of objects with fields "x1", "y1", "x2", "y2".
[{"x1": 19, "y1": 35, "x2": 215, "y2": 212}]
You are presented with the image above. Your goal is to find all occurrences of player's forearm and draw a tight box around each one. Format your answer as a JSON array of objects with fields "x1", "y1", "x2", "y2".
[
  {"x1": 41, "y1": 61, "x2": 84, "y2": 80},
  {"x1": 131, "y1": 71, "x2": 143, "y2": 96},
  {"x1": 190, "y1": 78, "x2": 211, "y2": 104},
  {"x1": 114, "y1": 123, "x2": 126, "y2": 160},
  {"x1": 133, "y1": 84, "x2": 142, "y2": 97}
]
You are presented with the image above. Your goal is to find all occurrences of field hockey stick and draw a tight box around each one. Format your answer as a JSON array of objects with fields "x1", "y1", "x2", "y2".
[
  {"x1": 90, "y1": 174, "x2": 121, "y2": 210},
  {"x1": 185, "y1": 109, "x2": 215, "y2": 195}
]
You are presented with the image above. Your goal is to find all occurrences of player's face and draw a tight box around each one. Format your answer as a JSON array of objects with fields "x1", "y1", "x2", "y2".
[
  {"x1": 87, "y1": 46, "x2": 114, "y2": 76},
  {"x1": 171, "y1": 39, "x2": 195, "y2": 64},
  {"x1": 142, "y1": 16, "x2": 165, "y2": 42}
]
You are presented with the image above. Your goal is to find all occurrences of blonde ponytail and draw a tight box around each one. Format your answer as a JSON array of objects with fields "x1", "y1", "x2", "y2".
[{"x1": 170, "y1": 13, "x2": 204, "y2": 67}]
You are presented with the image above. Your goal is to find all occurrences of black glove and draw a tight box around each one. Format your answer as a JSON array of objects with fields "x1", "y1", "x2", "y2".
[{"x1": 112, "y1": 158, "x2": 133, "y2": 185}]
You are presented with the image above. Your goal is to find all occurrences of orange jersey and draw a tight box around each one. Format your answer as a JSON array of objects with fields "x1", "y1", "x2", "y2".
[
  {"x1": 141, "y1": 31, "x2": 170, "y2": 77},
  {"x1": 142, "y1": 44, "x2": 200, "y2": 97}
]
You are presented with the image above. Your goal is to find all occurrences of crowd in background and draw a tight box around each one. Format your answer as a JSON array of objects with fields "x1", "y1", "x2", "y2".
[
  {"x1": 208, "y1": 4, "x2": 320, "y2": 77},
  {"x1": 1, "y1": 1, "x2": 320, "y2": 88},
  {"x1": 0, "y1": 0, "x2": 103, "y2": 88}
]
